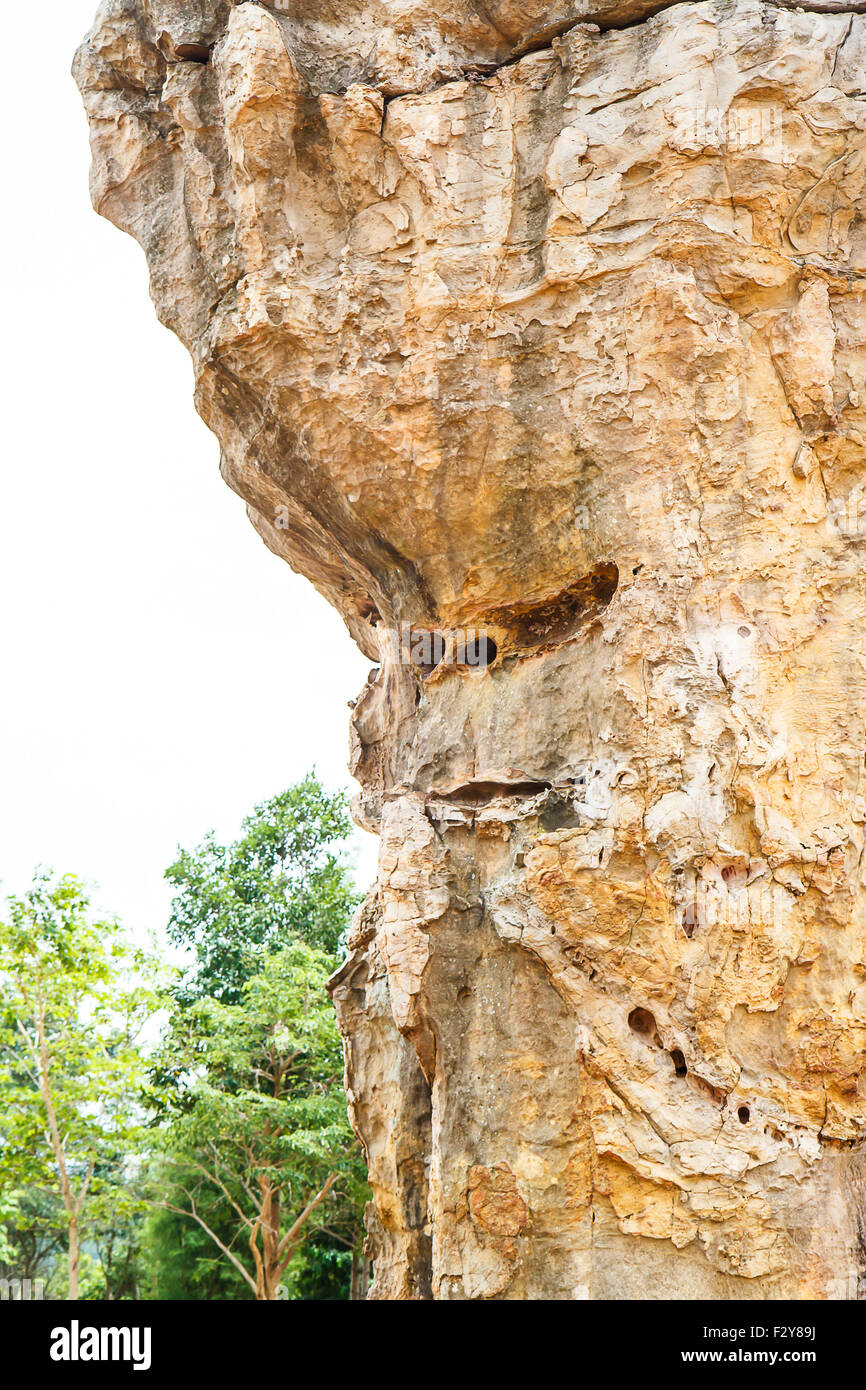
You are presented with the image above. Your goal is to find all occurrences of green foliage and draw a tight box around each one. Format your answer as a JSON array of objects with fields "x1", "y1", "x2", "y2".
[
  {"x1": 0, "y1": 1187, "x2": 66, "y2": 1292},
  {"x1": 141, "y1": 1184, "x2": 256, "y2": 1301},
  {"x1": 165, "y1": 774, "x2": 360, "y2": 1003},
  {"x1": 286, "y1": 1231, "x2": 356, "y2": 1301},
  {"x1": 79, "y1": 1179, "x2": 150, "y2": 1300},
  {"x1": 151, "y1": 941, "x2": 367, "y2": 1299},
  {"x1": 0, "y1": 872, "x2": 156, "y2": 1297},
  {"x1": 0, "y1": 776, "x2": 369, "y2": 1301}
]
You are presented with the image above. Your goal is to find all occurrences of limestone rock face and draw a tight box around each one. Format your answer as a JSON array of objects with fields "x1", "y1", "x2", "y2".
[{"x1": 77, "y1": 0, "x2": 866, "y2": 1297}]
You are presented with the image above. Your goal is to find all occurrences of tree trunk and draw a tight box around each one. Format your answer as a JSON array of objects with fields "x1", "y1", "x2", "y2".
[
  {"x1": 255, "y1": 1181, "x2": 283, "y2": 1301},
  {"x1": 77, "y1": 0, "x2": 866, "y2": 1300},
  {"x1": 68, "y1": 1218, "x2": 79, "y2": 1302}
]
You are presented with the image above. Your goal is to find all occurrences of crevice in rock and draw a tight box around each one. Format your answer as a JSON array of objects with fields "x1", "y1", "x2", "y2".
[
  {"x1": 174, "y1": 42, "x2": 213, "y2": 64},
  {"x1": 433, "y1": 777, "x2": 554, "y2": 805},
  {"x1": 487, "y1": 561, "x2": 619, "y2": 655},
  {"x1": 689, "y1": 1075, "x2": 729, "y2": 1107}
]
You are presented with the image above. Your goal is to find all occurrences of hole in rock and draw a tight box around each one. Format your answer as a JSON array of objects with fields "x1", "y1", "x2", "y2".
[
  {"x1": 738, "y1": 626, "x2": 751, "y2": 637},
  {"x1": 174, "y1": 41, "x2": 212, "y2": 62},
  {"x1": 681, "y1": 902, "x2": 697, "y2": 939},
  {"x1": 407, "y1": 629, "x2": 447, "y2": 677},
  {"x1": 457, "y1": 634, "x2": 498, "y2": 670},
  {"x1": 738, "y1": 1105, "x2": 751, "y2": 1124},
  {"x1": 628, "y1": 1007, "x2": 659, "y2": 1044},
  {"x1": 670, "y1": 1049, "x2": 688, "y2": 1077}
]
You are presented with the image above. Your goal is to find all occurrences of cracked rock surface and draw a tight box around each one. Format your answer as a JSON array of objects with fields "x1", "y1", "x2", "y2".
[{"x1": 77, "y1": 0, "x2": 866, "y2": 1297}]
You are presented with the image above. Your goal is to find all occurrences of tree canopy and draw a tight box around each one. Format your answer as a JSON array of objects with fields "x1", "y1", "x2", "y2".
[
  {"x1": 0, "y1": 873, "x2": 154, "y2": 1299},
  {"x1": 0, "y1": 774, "x2": 370, "y2": 1300},
  {"x1": 152, "y1": 941, "x2": 367, "y2": 1300},
  {"x1": 166, "y1": 774, "x2": 359, "y2": 1003}
]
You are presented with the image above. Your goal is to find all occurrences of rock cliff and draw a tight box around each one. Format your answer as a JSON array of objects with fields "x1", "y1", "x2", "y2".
[{"x1": 77, "y1": 0, "x2": 866, "y2": 1298}]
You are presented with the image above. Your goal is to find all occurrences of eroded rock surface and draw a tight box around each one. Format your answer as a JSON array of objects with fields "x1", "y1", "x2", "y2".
[{"x1": 77, "y1": 0, "x2": 866, "y2": 1297}]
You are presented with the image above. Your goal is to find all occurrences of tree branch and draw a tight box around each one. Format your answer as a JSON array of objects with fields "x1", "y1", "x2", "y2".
[
  {"x1": 160, "y1": 1196, "x2": 258, "y2": 1296},
  {"x1": 276, "y1": 1172, "x2": 338, "y2": 1274}
]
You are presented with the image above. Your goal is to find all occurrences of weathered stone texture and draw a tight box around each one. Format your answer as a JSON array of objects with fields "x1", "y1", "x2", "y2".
[{"x1": 77, "y1": 0, "x2": 866, "y2": 1297}]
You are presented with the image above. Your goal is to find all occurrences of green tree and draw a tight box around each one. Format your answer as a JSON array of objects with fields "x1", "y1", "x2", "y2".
[
  {"x1": 147, "y1": 775, "x2": 368, "y2": 1299},
  {"x1": 165, "y1": 774, "x2": 359, "y2": 1004},
  {"x1": 152, "y1": 941, "x2": 367, "y2": 1300},
  {"x1": 141, "y1": 1182, "x2": 257, "y2": 1301},
  {"x1": 0, "y1": 873, "x2": 154, "y2": 1299},
  {"x1": 0, "y1": 1186, "x2": 66, "y2": 1295},
  {"x1": 79, "y1": 1173, "x2": 149, "y2": 1301}
]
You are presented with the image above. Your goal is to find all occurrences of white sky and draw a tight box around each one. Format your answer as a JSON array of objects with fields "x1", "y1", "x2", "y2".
[{"x1": 0, "y1": 0, "x2": 378, "y2": 938}]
